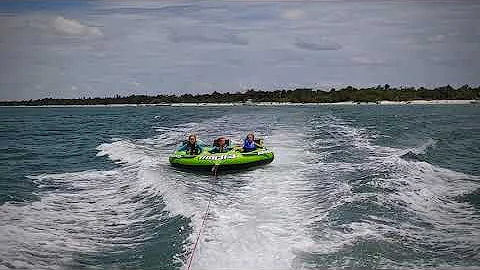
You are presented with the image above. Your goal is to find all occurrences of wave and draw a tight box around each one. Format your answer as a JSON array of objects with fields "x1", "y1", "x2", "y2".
[
  {"x1": 399, "y1": 139, "x2": 436, "y2": 162},
  {"x1": 0, "y1": 128, "x2": 194, "y2": 269},
  {"x1": 301, "y1": 114, "x2": 480, "y2": 268},
  {"x1": 456, "y1": 187, "x2": 480, "y2": 209}
]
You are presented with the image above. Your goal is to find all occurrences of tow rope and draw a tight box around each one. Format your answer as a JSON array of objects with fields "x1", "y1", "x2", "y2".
[{"x1": 186, "y1": 164, "x2": 219, "y2": 270}]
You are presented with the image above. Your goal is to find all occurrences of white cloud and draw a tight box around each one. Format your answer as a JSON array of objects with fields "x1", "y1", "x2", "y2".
[
  {"x1": 53, "y1": 16, "x2": 103, "y2": 38},
  {"x1": 129, "y1": 81, "x2": 142, "y2": 87},
  {"x1": 281, "y1": 9, "x2": 305, "y2": 20}
]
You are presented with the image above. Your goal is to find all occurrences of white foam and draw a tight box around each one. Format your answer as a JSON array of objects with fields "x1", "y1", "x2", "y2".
[
  {"x1": 184, "y1": 130, "x2": 319, "y2": 270},
  {"x1": 283, "y1": 113, "x2": 480, "y2": 268},
  {"x1": 0, "y1": 128, "x2": 199, "y2": 269},
  {"x1": 1, "y1": 170, "x2": 132, "y2": 269}
]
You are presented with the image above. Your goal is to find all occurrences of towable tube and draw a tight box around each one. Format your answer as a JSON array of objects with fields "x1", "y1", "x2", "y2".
[{"x1": 169, "y1": 144, "x2": 274, "y2": 172}]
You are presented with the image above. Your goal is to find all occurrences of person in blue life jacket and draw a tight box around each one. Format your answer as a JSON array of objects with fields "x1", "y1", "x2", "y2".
[
  {"x1": 242, "y1": 132, "x2": 261, "y2": 152},
  {"x1": 209, "y1": 136, "x2": 232, "y2": 154},
  {"x1": 178, "y1": 134, "x2": 203, "y2": 155}
]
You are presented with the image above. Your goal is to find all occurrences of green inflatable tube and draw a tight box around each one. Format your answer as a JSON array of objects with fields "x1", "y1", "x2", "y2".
[{"x1": 169, "y1": 146, "x2": 274, "y2": 172}]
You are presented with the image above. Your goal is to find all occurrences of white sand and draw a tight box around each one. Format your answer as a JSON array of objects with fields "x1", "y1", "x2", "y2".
[{"x1": 376, "y1": 100, "x2": 477, "y2": 105}]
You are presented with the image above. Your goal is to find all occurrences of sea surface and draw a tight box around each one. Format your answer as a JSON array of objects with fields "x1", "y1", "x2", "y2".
[{"x1": 1, "y1": 104, "x2": 479, "y2": 270}]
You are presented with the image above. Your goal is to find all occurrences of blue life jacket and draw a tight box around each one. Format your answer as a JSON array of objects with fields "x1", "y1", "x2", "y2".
[{"x1": 243, "y1": 138, "x2": 256, "y2": 152}]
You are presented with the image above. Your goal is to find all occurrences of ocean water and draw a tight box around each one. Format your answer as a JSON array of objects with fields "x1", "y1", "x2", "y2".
[{"x1": 0, "y1": 104, "x2": 479, "y2": 270}]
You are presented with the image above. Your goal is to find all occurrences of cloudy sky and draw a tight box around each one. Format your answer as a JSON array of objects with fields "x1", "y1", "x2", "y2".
[{"x1": 0, "y1": 0, "x2": 479, "y2": 100}]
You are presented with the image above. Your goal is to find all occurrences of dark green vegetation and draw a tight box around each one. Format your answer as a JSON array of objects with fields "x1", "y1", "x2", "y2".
[{"x1": 1, "y1": 85, "x2": 479, "y2": 105}]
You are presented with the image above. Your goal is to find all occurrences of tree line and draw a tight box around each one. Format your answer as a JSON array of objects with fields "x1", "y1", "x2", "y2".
[{"x1": 1, "y1": 84, "x2": 479, "y2": 106}]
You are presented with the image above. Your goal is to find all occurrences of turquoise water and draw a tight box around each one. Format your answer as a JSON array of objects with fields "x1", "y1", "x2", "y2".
[{"x1": 1, "y1": 105, "x2": 479, "y2": 269}]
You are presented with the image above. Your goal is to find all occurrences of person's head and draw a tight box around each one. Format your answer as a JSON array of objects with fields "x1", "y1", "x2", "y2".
[
  {"x1": 188, "y1": 134, "x2": 197, "y2": 144},
  {"x1": 246, "y1": 132, "x2": 254, "y2": 142},
  {"x1": 217, "y1": 137, "x2": 226, "y2": 147}
]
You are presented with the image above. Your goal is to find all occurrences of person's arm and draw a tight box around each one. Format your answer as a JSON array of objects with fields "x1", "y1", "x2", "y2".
[
  {"x1": 232, "y1": 145, "x2": 242, "y2": 151},
  {"x1": 254, "y1": 139, "x2": 264, "y2": 148},
  {"x1": 177, "y1": 144, "x2": 188, "y2": 151},
  {"x1": 241, "y1": 139, "x2": 247, "y2": 148}
]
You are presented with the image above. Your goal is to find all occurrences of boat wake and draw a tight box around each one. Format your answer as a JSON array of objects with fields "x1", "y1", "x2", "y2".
[
  {"x1": 296, "y1": 114, "x2": 480, "y2": 269},
  {"x1": 0, "y1": 110, "x2": 479, "y2": 270}
]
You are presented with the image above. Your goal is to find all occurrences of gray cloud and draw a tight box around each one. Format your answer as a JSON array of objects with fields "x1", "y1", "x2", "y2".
[
  {"x1": 169, "y1": 30, "x2": 248, "y2": 45},
  {"x1": 351, "y1": 56, "x2": 385, "y2": 66},
  {"x1": 295, "y1": 37, "x2": 341, "y2": 51}
]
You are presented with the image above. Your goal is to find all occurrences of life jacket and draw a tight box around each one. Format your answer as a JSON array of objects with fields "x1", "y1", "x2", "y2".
[
  {"x1": 185, "y1": 142, "x2": 200, "y2": 155},
  {"x1": 212, "y1": 139, "x2": 230, "y2": 153},
  {"x1": 243, "y1": 138, "x2": 256, "y2": 151}
]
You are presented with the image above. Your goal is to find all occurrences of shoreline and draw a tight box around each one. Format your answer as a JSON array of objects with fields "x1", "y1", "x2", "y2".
[{"x1": 0, "y1": 100, "x2": 477, "y2": 108}]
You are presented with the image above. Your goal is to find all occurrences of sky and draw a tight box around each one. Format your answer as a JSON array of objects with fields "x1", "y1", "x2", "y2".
[{"x1": 0, "y1": 0, "x2": 479, "y2": 100}]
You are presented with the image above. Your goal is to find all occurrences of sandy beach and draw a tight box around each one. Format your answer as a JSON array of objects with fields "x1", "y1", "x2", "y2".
[
  {"x1": 377, "y1": 100, "x2": 477, "y2": 105},
  {"x1": 170, "y1": 100, "x2": 478, "y2": 106},
  {"x1": 1, "y1": 100, "x2": 477, "y2": 107}
]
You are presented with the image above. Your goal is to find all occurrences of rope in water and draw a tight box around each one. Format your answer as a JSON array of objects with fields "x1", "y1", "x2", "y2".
[{"x1": 186, "y1": 165, "x2": 219, "y2": 270}]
